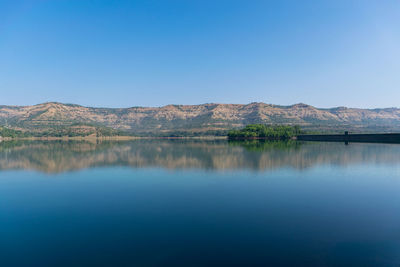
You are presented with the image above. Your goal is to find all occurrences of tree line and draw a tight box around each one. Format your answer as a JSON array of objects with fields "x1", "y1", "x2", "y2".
[{"x1": 227, "y1": 124, "x2": 302, "y2": 140}]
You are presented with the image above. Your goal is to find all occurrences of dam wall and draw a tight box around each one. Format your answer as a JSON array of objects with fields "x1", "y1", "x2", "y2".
[{"x1": 296, "y1": 133, "x2": 400, "y2": 144}]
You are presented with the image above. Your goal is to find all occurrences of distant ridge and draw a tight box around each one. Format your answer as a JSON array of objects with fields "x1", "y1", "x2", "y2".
[{"x1": 0, "y1": 102, "x2": 400, "y2": 135}]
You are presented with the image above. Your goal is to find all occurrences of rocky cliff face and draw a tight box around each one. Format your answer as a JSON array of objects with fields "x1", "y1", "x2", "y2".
[{"x1": 0, "y1": 102, "x2": 400, "y2": 133}]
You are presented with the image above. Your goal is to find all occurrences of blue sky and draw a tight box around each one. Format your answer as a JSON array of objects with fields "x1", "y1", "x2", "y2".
[{"x1": 0, "y1": 0, "x2": 399, "y2": 108}]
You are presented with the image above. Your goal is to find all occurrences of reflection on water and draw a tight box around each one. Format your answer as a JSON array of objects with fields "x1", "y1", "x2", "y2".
[
  {"x1": 0, "y1": 139, "x2": 400, "y2": 173},
  {"x1": 1, "y1": 140, "x2": 400, "y2": 266}
]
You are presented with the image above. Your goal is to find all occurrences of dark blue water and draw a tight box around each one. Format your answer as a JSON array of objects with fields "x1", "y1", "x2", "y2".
[{"x1": 0, "y1": 140, "x2": 399, "y2": 266}]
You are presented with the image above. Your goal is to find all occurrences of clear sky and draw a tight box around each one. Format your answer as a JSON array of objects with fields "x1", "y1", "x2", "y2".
[{"x1": 0, "y1": 0, "x2": 399, "y2": 108}]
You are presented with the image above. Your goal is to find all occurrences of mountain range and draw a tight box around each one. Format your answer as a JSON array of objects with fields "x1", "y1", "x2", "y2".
[{"x1": 1, "y1": 102, "x2": 400, "y2": 136}]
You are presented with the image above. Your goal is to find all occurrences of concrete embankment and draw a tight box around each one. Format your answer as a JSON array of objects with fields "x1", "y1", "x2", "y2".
[{"x1": 296, "y1": 133, "x2": 400, "y2": 144}]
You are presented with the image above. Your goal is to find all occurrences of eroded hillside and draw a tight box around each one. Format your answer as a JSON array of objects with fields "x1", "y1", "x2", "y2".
[{"x1": 0, "y1": 102, "x2": 400, "y2": 135}]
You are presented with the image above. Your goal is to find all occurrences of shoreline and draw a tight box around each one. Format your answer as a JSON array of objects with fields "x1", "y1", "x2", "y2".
[
  {"x1": 2, "y1": 133, "x2": 400, "y2": 144},
  {"x1": 0, "y1": 136, "x2": 228, "y2": 142}
]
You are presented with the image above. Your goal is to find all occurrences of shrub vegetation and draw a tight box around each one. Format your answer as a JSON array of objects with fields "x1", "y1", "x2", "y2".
[{"x1": 227, "y1": 124, "x2": 302, "y2": 140}]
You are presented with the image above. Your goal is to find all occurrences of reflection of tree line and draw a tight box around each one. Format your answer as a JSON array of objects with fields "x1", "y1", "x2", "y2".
[
  {"x1": 0, "y1": 140, "x2": 399, "y2": 173},
  {"x1": 228, "y1": 140, "x2": 303, "y2": 151}
]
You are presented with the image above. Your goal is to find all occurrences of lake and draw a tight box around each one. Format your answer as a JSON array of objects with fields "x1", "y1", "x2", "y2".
[{"x1": 0, "y1": 140, "x2": 399, "y2": 266}]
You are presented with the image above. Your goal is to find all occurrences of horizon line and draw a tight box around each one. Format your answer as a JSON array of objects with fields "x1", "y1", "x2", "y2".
[{"x1": 0, "y1": 101, "x2": 399, "y2": 110}]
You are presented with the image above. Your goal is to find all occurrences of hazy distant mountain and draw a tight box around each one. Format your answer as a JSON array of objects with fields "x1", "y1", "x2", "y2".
[{"x1": 1, "y1": 102, "x2": 400, "y2": 135}]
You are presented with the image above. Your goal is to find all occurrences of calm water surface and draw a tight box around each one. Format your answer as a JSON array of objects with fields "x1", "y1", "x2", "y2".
[{"x1": 0, "y1": 140, "x2": 400, "y2": 266}]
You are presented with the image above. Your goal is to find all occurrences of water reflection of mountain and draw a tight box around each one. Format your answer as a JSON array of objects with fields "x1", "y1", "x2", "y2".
[{"x1": 0, "y1": 140, "x2": 399, "y2": 173}]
